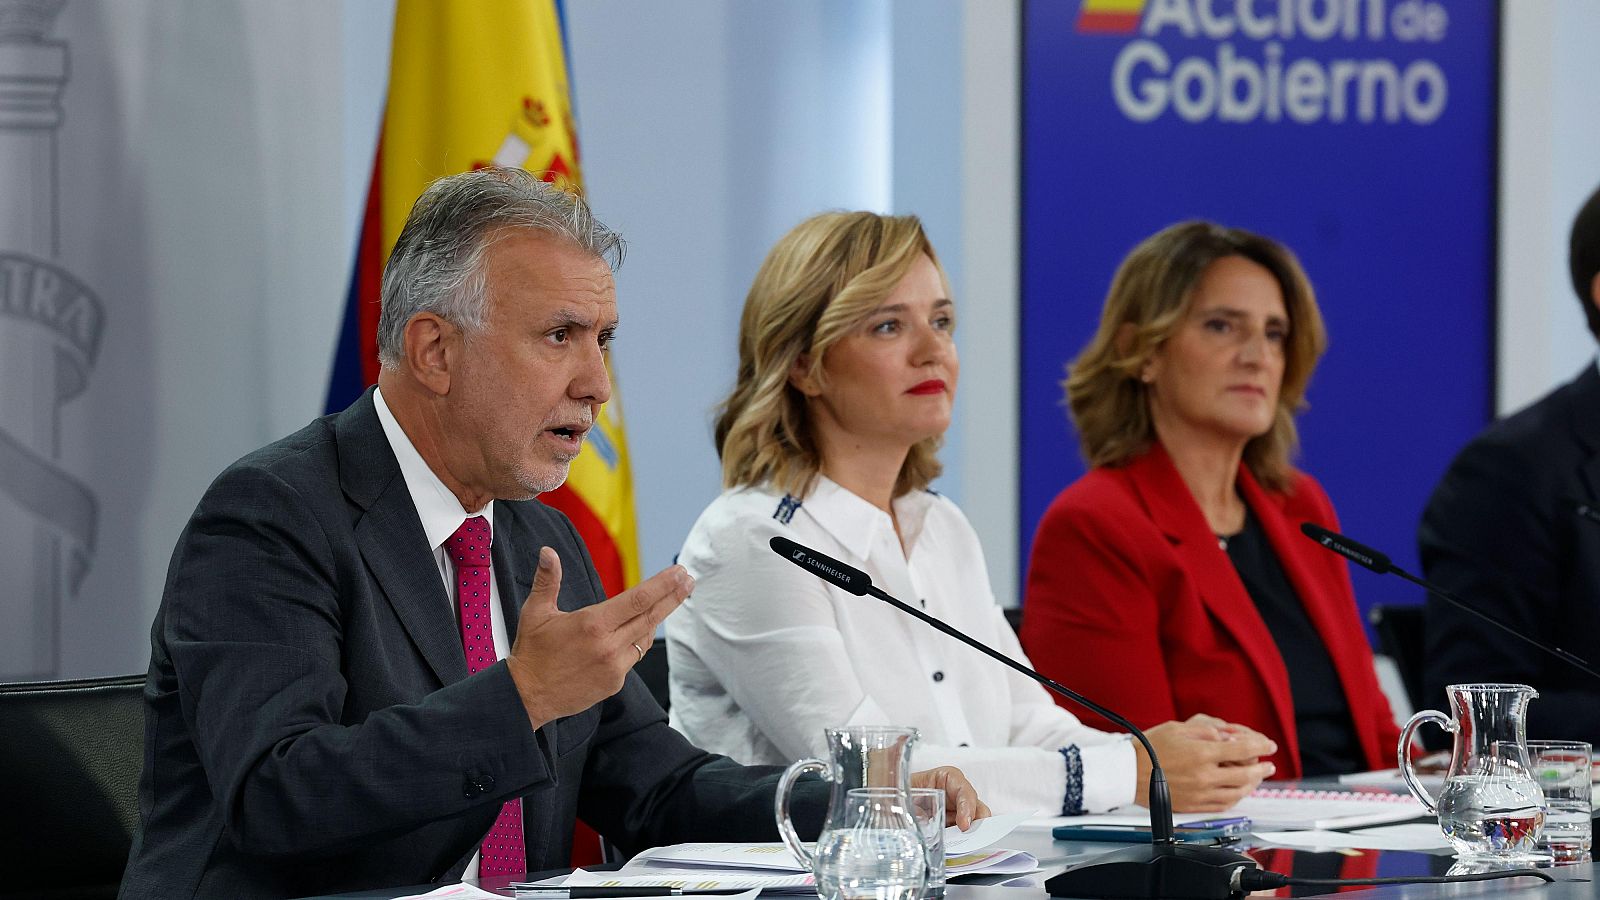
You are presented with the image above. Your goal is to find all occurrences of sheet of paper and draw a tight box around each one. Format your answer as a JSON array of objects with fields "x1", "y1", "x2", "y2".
[
  {"x1": 627, "y1": 824, "x2": 1035, "y2": 871},
  {"x1": 1349, "y1": 822, "x2": 1453, "y2": 849},
  {"x1": 625, "y1": 843, "x2": 804, "y2": 872},
  {"x1": 391, "y1": 884, "x2": 505, "y2": 900},
  {"x1": 1254, "y1": 826, "x2": 1450, "y2": 852},
  {"x1": 945, "y1": 848, "x2": 1039, "y2": 876},
  {"x1": 508, "y1": 877, "x2": 764, "y2": 890},
  {"x1": 567, "y1": 866, "x2": 816, "y2": 893},
  {"x1": 943, "y1": 811, "x2": 1034, "y2": 856}
]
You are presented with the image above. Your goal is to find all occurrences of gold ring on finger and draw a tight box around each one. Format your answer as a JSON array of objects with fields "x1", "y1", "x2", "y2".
[{"x1": 632, "y1": 642, "x2": 645, "y2": 663}]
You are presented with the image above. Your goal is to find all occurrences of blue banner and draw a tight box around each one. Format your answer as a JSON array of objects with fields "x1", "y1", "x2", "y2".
[{"x1": 1020, "y1": 0, "x2": 1497, "y2": 622}]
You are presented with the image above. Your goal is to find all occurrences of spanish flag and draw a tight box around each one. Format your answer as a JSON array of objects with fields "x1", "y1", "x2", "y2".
[{"x1": 327, "y1": 0, "x2": 642, "y2": 604}]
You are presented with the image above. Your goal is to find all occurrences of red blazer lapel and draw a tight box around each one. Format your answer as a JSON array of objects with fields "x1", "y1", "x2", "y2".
[{"x1": 1124, "y1": 445, "x2": 1300, "y2": 761}]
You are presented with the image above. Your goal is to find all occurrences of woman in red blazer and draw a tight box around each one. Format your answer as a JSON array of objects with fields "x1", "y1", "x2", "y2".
[{"x1": 1020, "y1": 222, "x2": 1400, "y2": 780}]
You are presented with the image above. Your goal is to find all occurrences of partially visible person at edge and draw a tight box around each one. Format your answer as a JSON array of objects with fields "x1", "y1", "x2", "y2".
[
  {"x1": 1420, "y1": 183, "x2": 1600, "y2": 741},
  {"x1": 117, "y1": 169, "x2": 985, "y2": 900},
  {"x1": 666, "y1": 210, "x2": 1277, "y2": 817},
  {"x1": 1020, "y1": 221, "x2": 1401, "y2": 780}
]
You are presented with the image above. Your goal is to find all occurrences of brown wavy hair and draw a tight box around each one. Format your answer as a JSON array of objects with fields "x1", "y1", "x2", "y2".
[
  {"x1": 715, "y1": 211, "x2": 948, "y2": 498},
  {"x1": 1065, "y1": 221, "x2": 1326, "y2": 491}
]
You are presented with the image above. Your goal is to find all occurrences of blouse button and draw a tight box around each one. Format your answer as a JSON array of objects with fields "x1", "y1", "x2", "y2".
[{"x1": 932, "y1": 671, "x2": 945, "y2": 683}]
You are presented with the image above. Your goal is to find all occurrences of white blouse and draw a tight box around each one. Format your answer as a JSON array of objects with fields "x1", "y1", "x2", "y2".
[{"x1": 666, "y1": 477, "x2": 1136, "y2": 815}]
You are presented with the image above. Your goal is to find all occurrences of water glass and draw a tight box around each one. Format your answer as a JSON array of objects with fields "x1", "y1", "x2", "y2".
[
  {"x1": 1528, "y1": 740, "x2": 1592, "y2": 861},
  {"x1": 814, "y1": 788, "x2": 926, "y2": 900},
  {"x1": 907, "y1": 788, "x2": 945, "y2": 898}
]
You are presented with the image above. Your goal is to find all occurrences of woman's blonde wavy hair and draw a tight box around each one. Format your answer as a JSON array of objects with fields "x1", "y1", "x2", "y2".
[
  {"x1": 1066, "y1": 221, "x2": 1327, "y2": 492},
  {"x1": 715, "y1": 211, "x2": 948, "y2": 498}
]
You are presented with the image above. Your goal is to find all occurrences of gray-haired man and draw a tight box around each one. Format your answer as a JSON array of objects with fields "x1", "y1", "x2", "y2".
[{"x1": 119, "y1": 168, "x2": 983, "y2": 900}]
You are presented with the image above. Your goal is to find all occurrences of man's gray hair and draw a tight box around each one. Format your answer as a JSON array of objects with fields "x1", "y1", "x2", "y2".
[{"x1": 377, "y1": 167, "x2": 625, "y2": 368}]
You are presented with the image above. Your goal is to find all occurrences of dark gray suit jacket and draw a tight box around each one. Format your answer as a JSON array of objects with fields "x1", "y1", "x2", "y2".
[
  {"x1": 1419, "y1": 364, "x2": 1600, "y2": 739},
  {"x1": 119, "y1": 390, "x2": 819, "y2": 899}
]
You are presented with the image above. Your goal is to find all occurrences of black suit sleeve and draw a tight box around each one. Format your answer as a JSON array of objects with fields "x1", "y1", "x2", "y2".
[
  {"x1": 164, "y1": 463, "x2": 552, "y2": 858},
  {"x1": 575, "y1": 677, "x2": 825, "y2": 855},
  {"x1": 1418, "y1": 435, "x2": 1600, "y2": 739}
]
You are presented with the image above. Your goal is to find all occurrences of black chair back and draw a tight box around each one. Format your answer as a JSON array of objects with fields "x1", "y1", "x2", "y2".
[
  {"x1": 1369, "y1": 603, "x2": 1428, "y2": 714},
  {"x1": 0, "y1": 674, "x2": 145, "y2": 900}
]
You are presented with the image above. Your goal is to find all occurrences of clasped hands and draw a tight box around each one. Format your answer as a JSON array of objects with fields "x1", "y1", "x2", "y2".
[
  {"x1": 1134, "y1": 713, "x2": 1279, "y2": 811},
  {"x1": 502, "y1": 548, "x2": 991, "y2": 829}
]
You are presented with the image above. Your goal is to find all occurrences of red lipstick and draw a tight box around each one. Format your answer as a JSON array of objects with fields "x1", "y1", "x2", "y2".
[{"x1": 907, "y1": 379, "x2": 947, "y2": 396}]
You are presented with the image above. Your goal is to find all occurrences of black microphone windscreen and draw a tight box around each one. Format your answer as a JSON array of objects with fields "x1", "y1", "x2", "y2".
[
  {"x1": 1299, "y1": 522, "x2": 1393, "y2": 575},
  {"x1": 768, "y1": 536, "x2": 873, "y2": 596}
]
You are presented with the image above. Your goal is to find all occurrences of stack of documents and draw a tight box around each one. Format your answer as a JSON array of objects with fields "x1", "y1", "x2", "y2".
[
  {"x1": 1232, "y1": 786, "x2": 1428, "y2": 829},
  {"x1": 1028, "y1": 786, "x2": 1428, "y2": 833},
  {"x1": 561, "y1": 811, "x2": 1040, "y2": 893}
]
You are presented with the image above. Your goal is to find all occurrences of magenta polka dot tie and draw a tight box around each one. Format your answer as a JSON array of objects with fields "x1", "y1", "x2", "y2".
[{"x1": 445, "y1": 516, "x2": 526, "y2": 878}]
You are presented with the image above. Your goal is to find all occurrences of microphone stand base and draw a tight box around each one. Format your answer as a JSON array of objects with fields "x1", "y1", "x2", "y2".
[{"x1": 1044, "y1": 842, "x2": 1256, "y2": 899}]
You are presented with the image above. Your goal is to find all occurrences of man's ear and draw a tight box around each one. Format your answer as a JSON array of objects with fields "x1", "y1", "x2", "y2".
[
  {"x1": 788, "y1": 352, "x2": 821, "y2": 398},
  {"x1": 1590, "y1": 271, "x2": 1600, "y2": 319},
  {"x1": 404, "y1": 312, "x2": 455, "y2": 397}
]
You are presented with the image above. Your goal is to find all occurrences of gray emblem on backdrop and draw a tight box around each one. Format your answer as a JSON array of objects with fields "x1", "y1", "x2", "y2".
[{"x1": 0, "y1": 0, "x2": 105, "y2": 680}]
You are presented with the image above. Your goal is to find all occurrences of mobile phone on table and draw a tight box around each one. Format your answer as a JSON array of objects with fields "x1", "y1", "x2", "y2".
[{"x1": 1052, "y1": 817, "x2": 1251, "y2": 843}]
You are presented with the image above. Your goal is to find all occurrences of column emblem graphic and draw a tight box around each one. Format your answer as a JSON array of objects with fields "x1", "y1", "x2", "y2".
[{"x1": 0, "y1": 0, "x2": 105, "y2": 679}]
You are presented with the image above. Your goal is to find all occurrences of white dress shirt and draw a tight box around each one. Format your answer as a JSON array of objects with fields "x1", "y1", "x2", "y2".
[
  {"x1": 374, "y1": 387, "x2": 508, "y2": 878},
  {"x1": 667, "y1": 476, "x2": 1137, "y2": 815}
]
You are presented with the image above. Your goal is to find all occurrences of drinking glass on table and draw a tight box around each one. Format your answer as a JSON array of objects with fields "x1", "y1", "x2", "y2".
[
  {"x1": 907, "y1": 788, "x2": 946, "y2": 898},
  {"x1": 1528, "y1": 740, "x2": 1592, "y2": 861},
  {"x1": 813, "y1": 788, "x2": 926, "y2": 900}
]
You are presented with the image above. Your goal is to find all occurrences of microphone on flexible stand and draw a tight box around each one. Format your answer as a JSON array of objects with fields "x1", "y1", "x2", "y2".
[
  {"x1": 1299, "y1": 522, "x2": 1600, "y2": 682},
  {"x1": 767, "y1": 535, "x2": 1256, "y2": 900}
]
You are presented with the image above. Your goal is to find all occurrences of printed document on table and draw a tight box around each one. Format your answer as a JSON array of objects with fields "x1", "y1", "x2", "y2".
[
  {"x1": 391, "y1": 885, "x2": 506, "y2": 899},
  {"x1": 1255, "y1": 824, "x2": 1450, "y2": 852},
  {"x1": 566, "y1": 866, "x2": 815, "y2": 893},
  {"x1": 942, "y1": 811, "x2": 1033, "y2": 855},
  {"x1": 1025, "y1": 786, "x2": 1426, "y2": 832},
  {"x1": 628, "y1": 814, "x2": 1034, "y2": 872}
]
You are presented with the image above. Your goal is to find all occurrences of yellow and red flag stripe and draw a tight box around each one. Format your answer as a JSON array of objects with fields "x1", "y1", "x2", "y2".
[{"x1": 1075, "y1": 0, "x2": 1145, "y2": 34}]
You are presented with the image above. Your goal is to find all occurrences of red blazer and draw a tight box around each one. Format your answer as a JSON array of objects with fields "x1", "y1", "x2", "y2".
[{"x1": 1020, "y1": 443, "x2": 1400, "y2": 779}]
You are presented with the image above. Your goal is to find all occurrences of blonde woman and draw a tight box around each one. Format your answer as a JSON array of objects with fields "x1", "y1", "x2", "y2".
[
  {"x1": 1020, "y1": 221, "x2": 1400, "y2": 779},
  {"x1": 666, "y1": 212, "x2": 1276, "y2": 815}
]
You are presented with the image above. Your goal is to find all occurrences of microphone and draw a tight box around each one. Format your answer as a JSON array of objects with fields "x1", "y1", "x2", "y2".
[
  {"x1": 768, "y1": 535, "x2": 1256, "y2": 899},
  {"x1": 1299, "y1": 522, "x2": 1600, "y2": 682}
]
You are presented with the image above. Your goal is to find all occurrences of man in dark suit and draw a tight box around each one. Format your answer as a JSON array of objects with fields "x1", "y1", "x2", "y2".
[
  {"x1": 1419, "y1": 183, "x2": 1600, "y2": 741},
  {"x1": 119, "y1": 168, "x2": 983, "y2": 900}
]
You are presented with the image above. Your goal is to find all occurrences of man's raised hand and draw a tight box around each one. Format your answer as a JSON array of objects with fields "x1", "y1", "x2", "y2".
[{"x1": 505, "y1": 547, "x2": 693, "y2": 729}]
